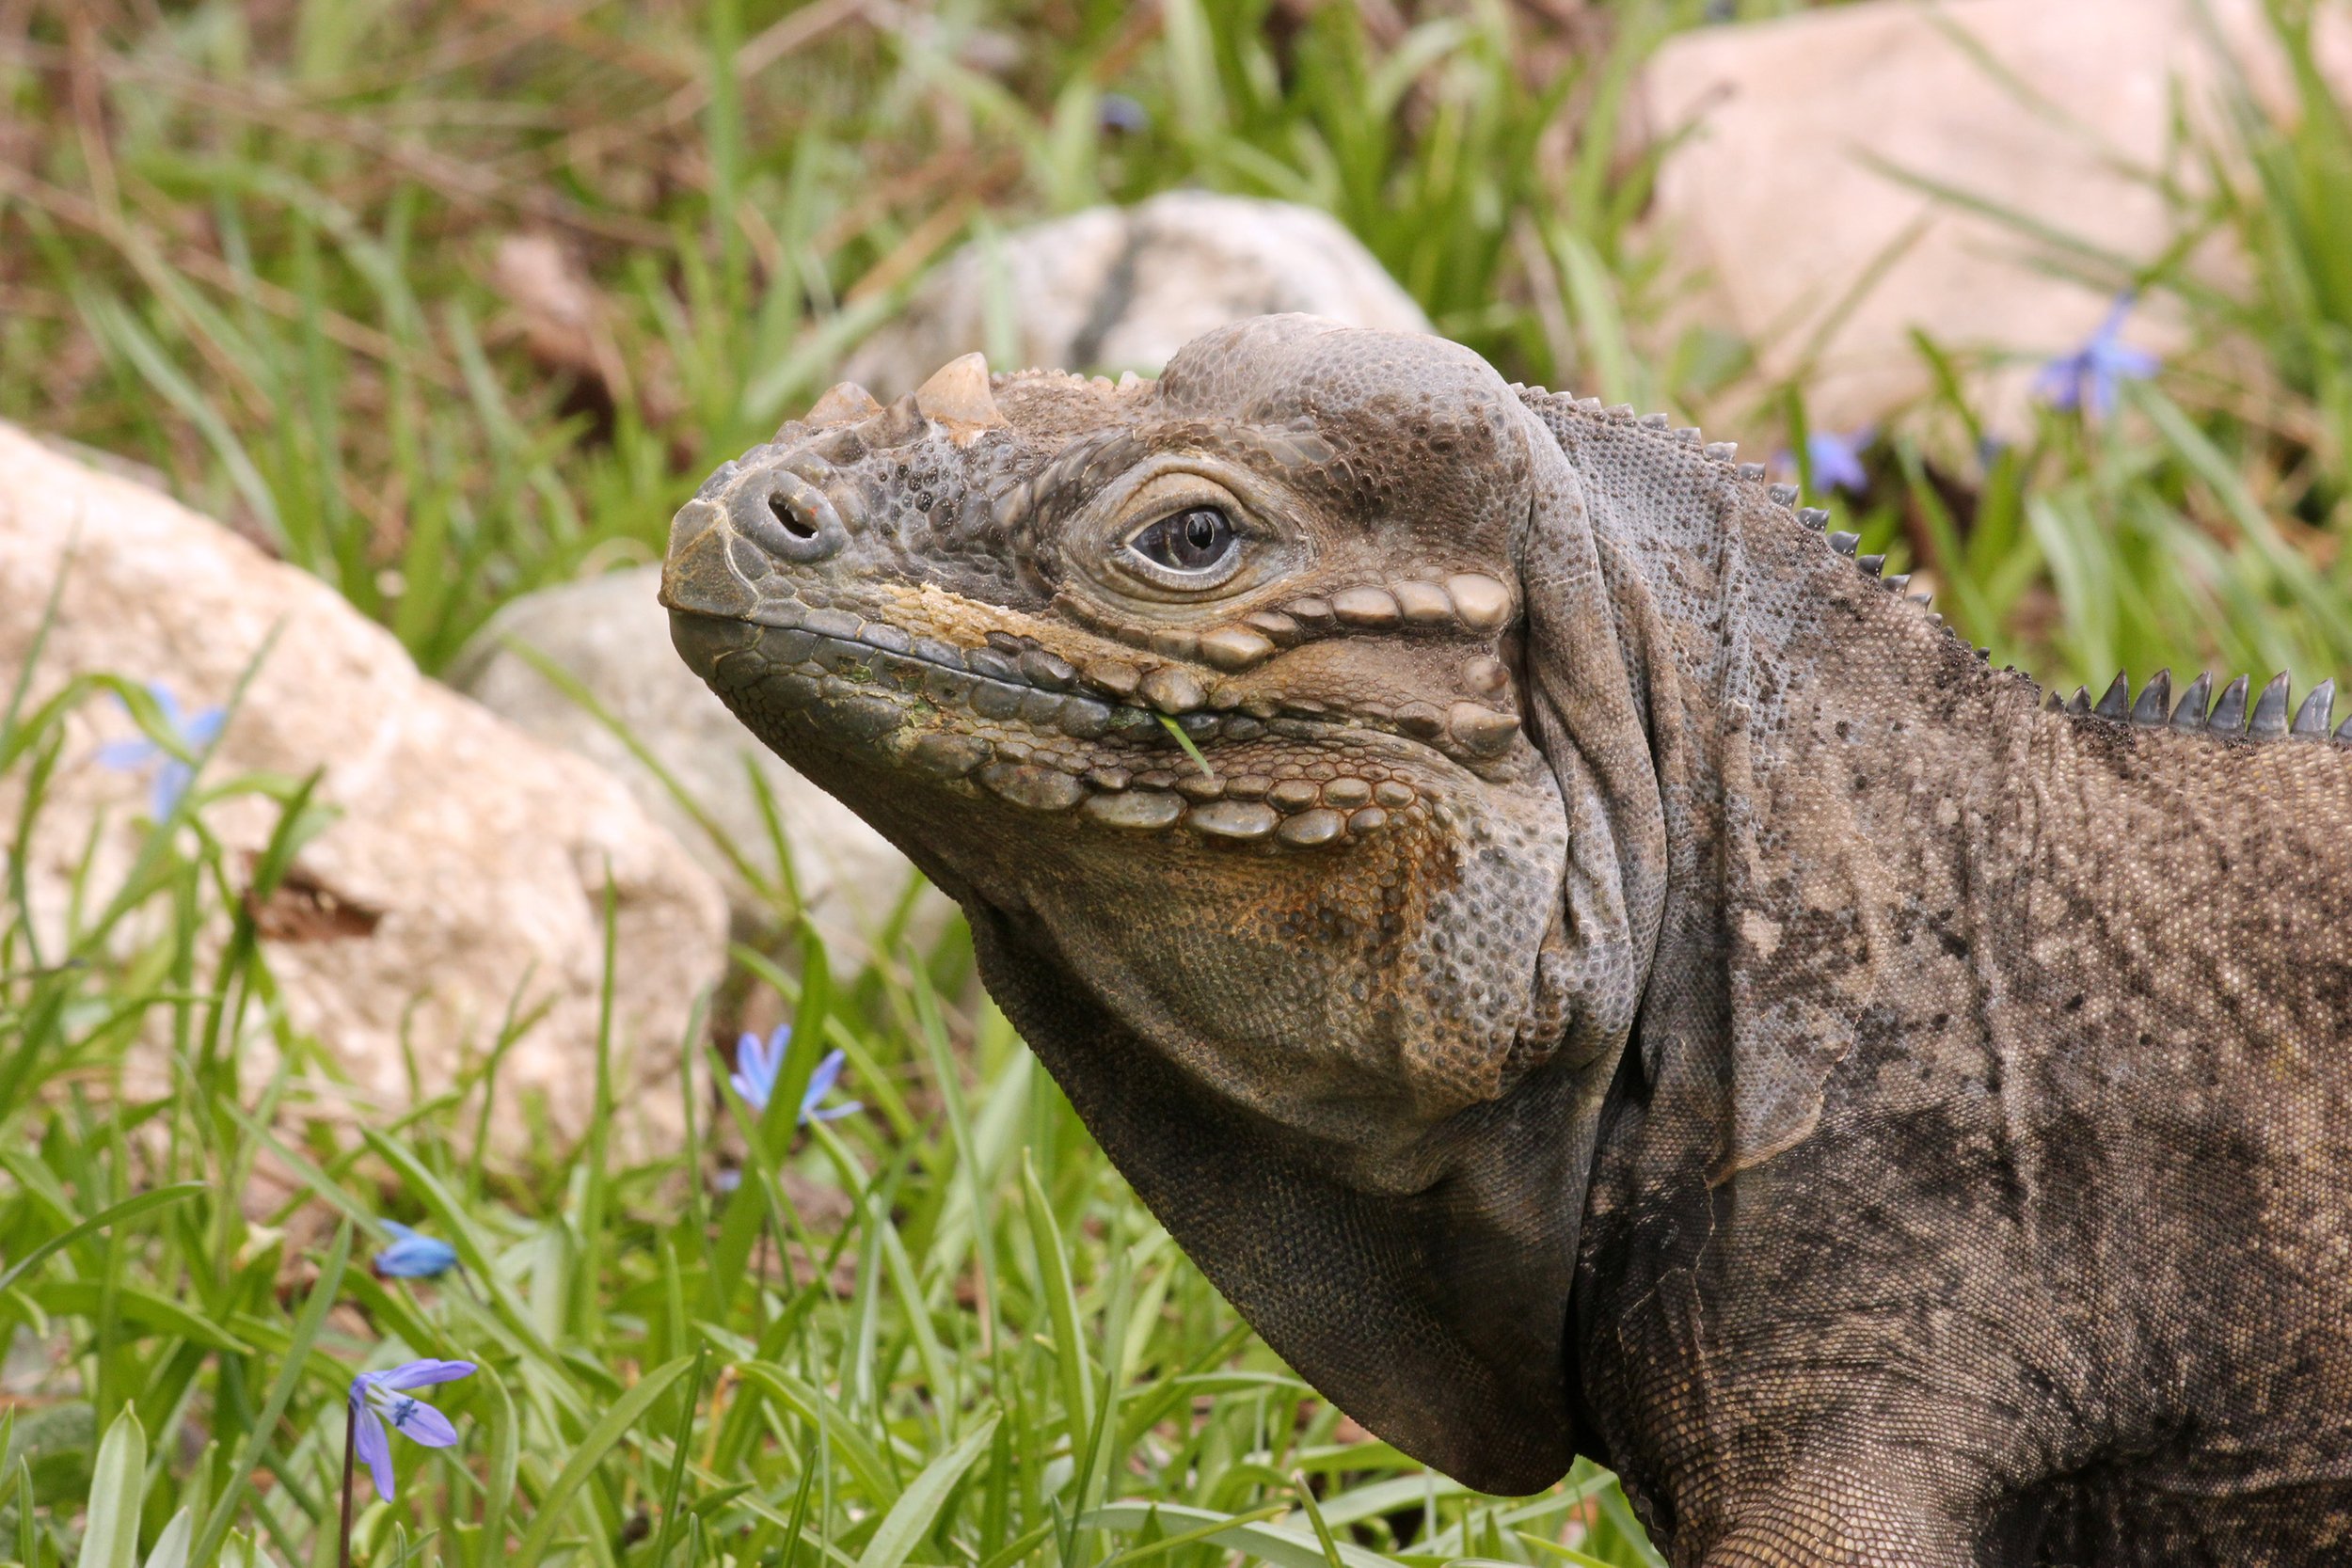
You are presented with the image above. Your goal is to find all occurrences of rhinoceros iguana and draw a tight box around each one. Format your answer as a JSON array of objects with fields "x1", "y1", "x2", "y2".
[{"x1": 660, "y1": 316, "x2": 2352, "y2": 1566}]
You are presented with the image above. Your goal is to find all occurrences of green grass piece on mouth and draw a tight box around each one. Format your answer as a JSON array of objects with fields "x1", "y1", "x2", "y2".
[{"x1": 1158, "y1": 713, "x2": 1218, "y2": 784}]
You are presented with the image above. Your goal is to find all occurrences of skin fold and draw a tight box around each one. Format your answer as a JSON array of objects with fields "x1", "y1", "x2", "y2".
[{"x1": 661, "y1": 317, "x2": 2352, "y2": 1566}]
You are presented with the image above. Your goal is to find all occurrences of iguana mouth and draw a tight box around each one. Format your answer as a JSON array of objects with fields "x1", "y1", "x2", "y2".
[{"x1": 671, "y1": 592, "x2": 1439, "y2": 850}]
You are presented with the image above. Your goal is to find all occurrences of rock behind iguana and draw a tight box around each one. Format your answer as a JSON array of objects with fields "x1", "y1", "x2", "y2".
[{"x1": 661, "y1": 316, "x2": 2352, "y2": 1566}]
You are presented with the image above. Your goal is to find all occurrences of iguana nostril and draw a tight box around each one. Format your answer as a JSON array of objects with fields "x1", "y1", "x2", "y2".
[
  {"x1": 731, "y1": 467, "x2": 847, "y2": 562},
  {"x1": 767, "y1": 488, "x2": 820, "y2": 541}
]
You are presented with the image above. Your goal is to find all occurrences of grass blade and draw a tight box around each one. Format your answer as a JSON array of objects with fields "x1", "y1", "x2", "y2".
[
  {"x1": 80, "y1": 1404, "x2": 149, "y2": 1568},
  {"x1": 142, "y1": 1508, "x2": 195, "y2": 1568},
  {"x1": 0, "y1": 1183, "x2": 206, "y2": 1296},
  {"x1": 1080, "y1": 1501, "x2": 1395, "y2": 1568},
  {"x1": 511, "y1": 1354, "x2": 697, "y2": 1565},
  {"x1": 191, "y1": 1223, "x2": 350, "y2": 1567},
  {"x1": 853, "y1": 1412, "x2": 1000, "y2": 1568}
]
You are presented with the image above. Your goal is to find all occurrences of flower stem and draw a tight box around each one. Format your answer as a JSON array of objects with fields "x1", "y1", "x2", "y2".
[{"x1": 340, "y1": 1402, "x2": 358, "y2": 1568}]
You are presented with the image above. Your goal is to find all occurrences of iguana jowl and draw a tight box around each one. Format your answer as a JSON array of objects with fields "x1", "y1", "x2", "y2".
[{"x1": 661, "y1": 316, "x2": 2352, "y2": 1565}]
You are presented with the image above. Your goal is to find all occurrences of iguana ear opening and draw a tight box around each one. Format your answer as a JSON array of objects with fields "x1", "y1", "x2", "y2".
[{"x1": 968, "y1": 911, "x2": 1586, "y2": 1496}]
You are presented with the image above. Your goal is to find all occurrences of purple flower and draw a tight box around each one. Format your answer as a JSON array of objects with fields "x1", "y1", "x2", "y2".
[
  {"x1": 348, "y1": 1359, "x2": 473, "y2": 1500},
  {"x1": 1777, "y1": 427, "x2": 1874, "y2": 495},
  {"x1": 2035, "y1": 293, "x2": 2160, "y2": 417},
  {"x1": 373, "y1": 1222, "x2": 458, "y2": 1280},
  {"x1": 93, "y1": 683, "x2": 225, "y2": 819},
  {"x1": 729, "y1": 1027, "x2": 860, "y2": 1124}
]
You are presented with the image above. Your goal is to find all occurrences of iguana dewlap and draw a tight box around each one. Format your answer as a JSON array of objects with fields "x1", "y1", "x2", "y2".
[{"x1": 662, "y1": 317, "x2": 2352, "y2": 1566}]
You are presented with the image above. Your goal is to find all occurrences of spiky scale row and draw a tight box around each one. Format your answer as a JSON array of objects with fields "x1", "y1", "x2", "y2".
[
  {"x1": 2296, "y1": 682, "x2": 2338, "y2": 736},
  {"x1": 2056, "y1": 668, "x2": 2350, "y2": 744},
  {"x1": 1652, "y1": 400, "x2": 2346, "y2": 735},
  {"x1": 2169, "y1": 673, "x2": 2204, "y2": 728},
  {"x1": 1583, "y1": 394, "x2": 2339, "y2": 736},
  {"x1": 1604, "y1": 397, "x2": 1926, "y2": 607}
]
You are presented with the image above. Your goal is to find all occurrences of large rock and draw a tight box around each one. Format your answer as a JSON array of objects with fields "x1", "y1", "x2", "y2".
[
  {"x1": 453, "y1": 566, "x2": 937, "y2": 959},
  {"x1": 0, "y1": 422, "x2": 727, "y2": 1161},
  {"x1": 1642, "y1": 0, "x2": 2352, "y2": 431},
  {"x1": 841, "y1": 190, "x2": 1432, "y2": 397}
]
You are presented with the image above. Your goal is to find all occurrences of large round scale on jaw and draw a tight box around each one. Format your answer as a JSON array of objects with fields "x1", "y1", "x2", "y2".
[
  {"x1": 1185, "y1": 800, "x2": 1279, "y2": 840},
  {"x1": 1084, "y1": 791, "x2": 1183, "y2": 831},
  {"x1": 1331, "y1": 587, "x2": 1402, "y2": 628}
]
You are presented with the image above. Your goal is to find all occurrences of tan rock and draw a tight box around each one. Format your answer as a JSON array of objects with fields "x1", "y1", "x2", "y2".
[
  {"x1": 840, "y1": 190, "x2": 1431, "y2": 397},
  {"x1": 451, "y1": 565, "x2": 943, "y2": 963},
  {"x1": 0, "y1": 421, "x2": 727, "y2": 1161},
  {"x1": 1642, "y1": 0, "x2": 2352, "y2": 432}
]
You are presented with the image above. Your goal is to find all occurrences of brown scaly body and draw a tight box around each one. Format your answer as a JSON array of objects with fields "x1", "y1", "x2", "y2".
[{"x1": 661, "y1": 317, "x2": 2352, "y2": 1564}]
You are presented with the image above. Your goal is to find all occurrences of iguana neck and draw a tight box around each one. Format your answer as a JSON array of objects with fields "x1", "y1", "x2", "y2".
[
  {"x1": 1535, "y1": 394, "x2": 2032, "y2": 1179},
  {"x1": 1543, "y1": 390, "x2": 2352, "y2": 1203},
  {"x1": 1590, "y1": 416, "x2": 2343, "y2": 1151},
  {"x1": 1538, "y1": 402, "x2": 2352, "y2": 1544}
]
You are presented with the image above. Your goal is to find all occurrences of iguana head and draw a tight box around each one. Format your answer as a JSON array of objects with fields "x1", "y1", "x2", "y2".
[{"x1": 662, "y1": 316, "x2": 1667, "y2": 1493}]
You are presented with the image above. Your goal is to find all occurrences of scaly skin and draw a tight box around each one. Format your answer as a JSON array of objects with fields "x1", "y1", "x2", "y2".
[{"x1": 661, "y1": 317, "x2": 2352, "y2": 1565}]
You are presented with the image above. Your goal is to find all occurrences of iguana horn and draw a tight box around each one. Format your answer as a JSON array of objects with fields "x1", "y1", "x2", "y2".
[
  {"x1": 913, "y1": 353, "x2": 1008, "y2": 430},
  {"x1": 804, "y1": 381, "x2": 883, "y2": 427}
]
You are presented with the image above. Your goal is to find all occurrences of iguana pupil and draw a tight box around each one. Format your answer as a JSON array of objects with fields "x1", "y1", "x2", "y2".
[{"x1": 1135, "y1": 506, "x2": 1233, "y2": 573}]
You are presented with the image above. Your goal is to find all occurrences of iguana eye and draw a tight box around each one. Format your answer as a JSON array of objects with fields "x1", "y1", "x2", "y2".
[{"x1": 1120, "y1": 506, "x2": 1241, "y2": 589}]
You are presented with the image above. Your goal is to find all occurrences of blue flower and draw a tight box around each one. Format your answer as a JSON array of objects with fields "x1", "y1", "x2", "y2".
[
  {"x1": 1777, "y1": 427, "x2": 1874, "y2": 495},
  {"x1": 1808, "y1": 427, "x2": 1874, "y2": 493},
  {"x1": 373, "y1": 1222, "x2": 458, "y2": 1280},
  {"x1": 1099, "y1": 92, "x2": 1150, "y2": 135},
  {"x1": 729, "y1": 1026, "x2": 784, "y2": 1110},
  {"x1": 92, "y1": 683, "x2": 225, "y2": 819},
  {"x1": 798, "y1": 1047, "x2": 861, "y2": 1124},
  {"x1": 348, "y1": 1359, "x2": 473, "y2": 1500},
  {"x1": 2035, "y1": 292, "x2": 2160, "y2": 417},
  {"x1": 729, "y1": 1027, "x2": 860, "y2": 1125}
]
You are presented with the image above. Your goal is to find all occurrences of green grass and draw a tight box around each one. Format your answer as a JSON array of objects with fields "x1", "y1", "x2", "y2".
[
  {"x1": 7, "y1": 1, "x2": 2352, "y2": 1564},
  {"x1": 0, "y1": 656, "x2": 1665, "y2": 1568}
]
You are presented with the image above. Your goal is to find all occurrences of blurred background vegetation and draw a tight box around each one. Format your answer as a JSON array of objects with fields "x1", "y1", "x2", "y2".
[
  {"x1": 10, "y1": 0, "x2": 2352, "y2": 682},
  {"x1": 5, "y1": 0, "x2": 2352, "y2": 1565}
]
